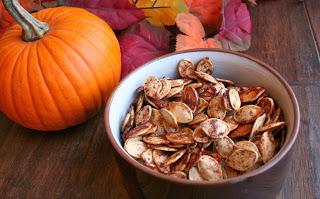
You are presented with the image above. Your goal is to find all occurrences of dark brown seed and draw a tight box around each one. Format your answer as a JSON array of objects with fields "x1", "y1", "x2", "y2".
[
  {"x1": 181, "y1": 86, "x2": 199, "y2": 112},
  {"x1": 239, "y1": 87, "x2": 265, "y2": 103},
  {"x1": 230, "y1": 124, "x2": 253, "y2": 139}
]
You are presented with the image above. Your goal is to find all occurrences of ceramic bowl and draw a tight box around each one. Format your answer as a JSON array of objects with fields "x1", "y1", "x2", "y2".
[{"x1": 104, "y1": 49, "x2": 300, "y2": 199}]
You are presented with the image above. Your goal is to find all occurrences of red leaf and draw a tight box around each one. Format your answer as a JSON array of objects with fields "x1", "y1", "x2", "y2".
[
  {"x1": 119, "y1": 21, "x2": 170, "y2": 79},
  {"x1": 69, "y1": 0, "x2": 145, "y2": 30},
  {"x1": 185, "y1": 0, "x2": 222, "y2": 30},
  {"x1": 216, "y1": 0, "x2": 252, "y2": 51}
]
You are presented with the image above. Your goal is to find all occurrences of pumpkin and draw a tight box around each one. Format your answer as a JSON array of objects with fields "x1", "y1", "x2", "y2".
[{"x1": 0, "y1": 0, "x2": 121, "y2": 131}]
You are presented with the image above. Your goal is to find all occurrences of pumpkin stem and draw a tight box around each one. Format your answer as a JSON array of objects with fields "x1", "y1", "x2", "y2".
[{"x1": 2, "y1": 0, "x2": 49, "y2": 41}]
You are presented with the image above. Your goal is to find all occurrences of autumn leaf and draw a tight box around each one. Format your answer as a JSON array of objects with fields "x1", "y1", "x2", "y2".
[
  {"x1": 175, "y1": 13, "x2": 221, "y2": 51},
  {"x1": 215, "y1": 0, "x2": 252, "y2": 51},
  {"x1": 69, "y1": 0, "x2": 145, "y2": 30},
  {"x1": 131, "y1": 0, "x2": 188, "y2": 26},
  {"x1": 185, "y1": 0, "x2": 222, "y2": 30},
  {"x1": 119, "y1": 20, "x2": 170, "y2": 78}
]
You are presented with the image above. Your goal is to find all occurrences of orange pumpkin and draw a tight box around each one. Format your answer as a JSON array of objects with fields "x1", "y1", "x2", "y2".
[{"x1": 0, "y1": 1, "x2": 121, "y2": 131}]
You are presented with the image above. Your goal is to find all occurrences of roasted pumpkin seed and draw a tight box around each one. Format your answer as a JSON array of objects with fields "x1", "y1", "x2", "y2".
[
  {"x1": 234, "y1": 105, "x2": 264, "y2": 124},
  {"x1": 200, "y1": 118, "x2": 230, "y2": 139}
]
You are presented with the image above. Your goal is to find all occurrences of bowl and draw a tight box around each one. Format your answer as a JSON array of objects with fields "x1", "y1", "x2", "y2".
[{"x1": 104, "y1": 49, "x2": 300, "y2": 199}]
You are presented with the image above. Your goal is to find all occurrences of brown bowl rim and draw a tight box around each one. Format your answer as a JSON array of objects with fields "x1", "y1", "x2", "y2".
[{"x1": 104, "y1": 48, "x2": 300, "y2": 186}]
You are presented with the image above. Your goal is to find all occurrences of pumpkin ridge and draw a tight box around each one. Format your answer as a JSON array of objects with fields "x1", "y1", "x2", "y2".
[
  {"x1": 26, "y1": 45, "x2": 46, "y2": 128},
  {"x1": 47, "y1": 34, "x2": 103, "y2": 108},
  {"x1": 40, "y1": 40, "x2": 90, "y2": 123},
  {"x1": 0, "y1": 42, "x2": 20, "y2": 113},
  {"x1": 35, "y1": 43, "x2": 69, "y2": 128},
  {"x1": 9, "y1": 47, "x2": 26, "y2": 126}
]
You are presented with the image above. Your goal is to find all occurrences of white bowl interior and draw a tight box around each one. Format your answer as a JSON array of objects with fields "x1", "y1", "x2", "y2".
[{"x1": 108, "y1": 51, "x2": 294, "y2": 157}]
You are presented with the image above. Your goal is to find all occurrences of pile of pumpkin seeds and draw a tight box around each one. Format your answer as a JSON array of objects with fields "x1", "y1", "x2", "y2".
[{"x1": 121, "y1": 57, "x2": 286, "y2": 181}]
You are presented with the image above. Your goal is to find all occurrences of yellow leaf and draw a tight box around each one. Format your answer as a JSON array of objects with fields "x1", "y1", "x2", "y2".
[{"x1": 131, "y1": 0, "x2": 188, "y2": 26}]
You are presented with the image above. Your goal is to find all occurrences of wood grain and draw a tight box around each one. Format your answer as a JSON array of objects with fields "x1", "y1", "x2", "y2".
[
  {"x1": 0, "y1": 0, "x2": 320, "y2": 198},
  {"x1": 304, "y1": 0, "x2": 320, "y2": 54},
  {"x1": 246, "y1": 0, "x2": 320, "y2": 81},
  {"x1": 276, "y1": 86, "x2": 320, "y2": 199},
  {"x1": 0, "y1": 112, "x2": 135, "y2": 198}
]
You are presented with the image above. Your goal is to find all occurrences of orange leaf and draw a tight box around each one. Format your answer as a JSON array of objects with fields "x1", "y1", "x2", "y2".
[
  {"x1": 185, "y1": 0, "x2": 222, "y2": 30},
  {"x1": 175, "y1": 13, "x2": 221, "y2": 51}
]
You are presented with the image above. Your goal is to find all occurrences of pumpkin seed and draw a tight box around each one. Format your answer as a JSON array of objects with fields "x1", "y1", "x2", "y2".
[
  {"x1": 166, "y1": 143, "x2": 185, "y2": 148},
  {"x1": 163, "y1": 121, "x2": 179, "y2": 133},
  {"x1": 157, "y1": 79, "x2": 172, "y2": 99},
  {"x1": 189, "y1": 167, "x2": 204, "y2": 181},
  {"x1": 126, "y1": 122, "x2": 154, "y2": 138},
  {"x1": 214, "y1": 137, "x2": 235, "y2": 158},
  {"x1": 239, "y1": 87, "x2": 265, "y2": 103},
  {"x1": 135, "y1": 105, "x2": 152, "y2": 125},
  {"x1": 144, "y1": 95, "x2": 159, "y2": 109},
  {"x1": 153, "y1": 150, "x2": 170, "y2": 174},
  {"x1": 164, "y1": 149, "x2": 187, "y2": 166},
  {"x1": 166, "y1": 128, "x2": 194, "y2": 144},
  {"x1": 141, "y1": 149, "x2": 156, "y2": 168},
  {"x1": 136, "y1": 94, "x2": 144, "y2": 113},
  {"x1": 143, "y1": 135, "x2": 169, "y2": 145},
  {"x1": 186, "y1": 82, "x2": 202, "y2": 89},
  {"x1": 207, "y1": 95, "x2": 227, "y2": 119},
  {"x1": 129, "y1": 104, "x2": 135, "y2": 126},
  {"x1": 230, "y1": 124, "x2": 253, "y2": 139},
  {"x1": 170, "y1": 171, "x2": 187, "y2": 179},
  {"x1": 124, "y1": 137, "x2": 147, "y2": 159},
  {"x1": 121, "y1": 112, "x2": 131, "y2": 132},
  {"x1": 258, "y1": 131, "x2": 276, "y2": 163},
  {"x1": 193, "y1": 126, "x2": 210, "y2": 143},
  {"x1": 150, "y1": 109, "x2": 165, "y2": 135},
  {"x1": 194, "y1": 98, "x2": 209, "y2": 115},
  {"x1": 216, "y1": 78, "x2": 234, "y2": 86},
  {"x1": 167, "y1": 85, "x2": 184, "y2": 98},
  {"x1": 234, "y1": 141, "x2": 260, "y2": 157},
  {"x1": 174, "y1": 152, "x2": 191, "y2": 172},
  {"x1": 234, "y1": 105, "x2": 264, "y2": 124},
  {"x1": 223, "y1": 166, "x2": 239, "y2": 179},
  {"x1": 257, "y1": 121, "x2": 286, "y2": 133},
  {"x1": 168, "y1": 79, "x2": 185, "y2": 87},
  {"x1": 249, "y1": 113, "x2": 266, "y2": 141},
  {"x1": 152, "y1": 145, "x2": 178, "y2": 152},
  {"x1": 196, "y1": 57, "x2": 213, "y2": 74},
  {"x1": 181, "y1": 86, "x2": 199, "y2": 112},
  {"x1": 198, "y1": 155, "x2": 223, "y2": 181},
  {"x1": 188, "y1": 113, "x2": 209, "y2": 125},
  {"x1": 227, "y1": 148, "x2": 258, "y2": 171},
  {"x1": 200, "y1": 118, "x2": 230, "y2": 139},
  {"x1": 213, "y1": 82, "x2": 226, "y2": 96},
  {"x1": 270, "y1": 108, "x2": 281, "y2": 124},
  {"x1": 195, "y1": 71, "x2": 218, "y2": 84},
  {"x1": 227, "y1": 88, "x2": 241, "y2": 110},
  {"x1": 182, "y1": 79, "x2": 193, "y2": 85},
  {"x1": 223, "y1": 115, "x2": 239, "y2": 131},
  {"x1": 166, "y1": 102, "x2": 193, "y2": 123},
  {"x1": 257, "y1": 97, "x2": 274, "y2": 117},
  {"x1": 185, "y1": 147, "x2": 203, "y2": 171},
  {"x1": 144, "y1": 76, "x2": 162, "y2": 99},
  {"x1": 178, "y1": 59, "x2": 195, "y2": 79},
  {"x1": 160, "y1": 108, "x2": 178, "y2": 128}
]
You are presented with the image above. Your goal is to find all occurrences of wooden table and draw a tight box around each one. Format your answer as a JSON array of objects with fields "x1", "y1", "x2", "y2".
[{"x1": 0, "y1": 0, "x2": 319, "y2": 198}]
